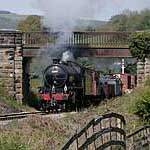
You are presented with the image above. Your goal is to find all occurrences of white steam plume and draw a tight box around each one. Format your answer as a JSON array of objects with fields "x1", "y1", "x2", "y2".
[
  {"x1": 62, "y1": 51, "x2": 75, "y2": 62},
  {"x1": 35, "y1": 0, "x2": 101, "y2": 31},
  {"x1": 34, "y1": 0, "x2": 102, "y2": 62}
]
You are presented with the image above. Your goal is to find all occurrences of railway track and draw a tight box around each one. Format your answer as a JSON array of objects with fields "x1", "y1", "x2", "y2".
[{"x1": 0, "y1": 111, "x2": 46, "y2": 121}]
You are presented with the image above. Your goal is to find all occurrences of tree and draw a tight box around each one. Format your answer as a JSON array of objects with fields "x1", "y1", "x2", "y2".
[
  {"x1": 129, "y1": 31, "x2": 150, "y2": 61},
  {"x1": 77, "y1": 58, "x2": 94, "y2": 69},
  {"x1": 17, "y1": 15, "x2": 41, "y2": 32},
  {"x1": 99, "y1": 9, "x2": 150, "y2": 32},
  {"x1": 140, "y1": 15, "x2": 150, "y2": 30},
  {"x1": 125, "y1": 63, "x2": 137, "y2": 75},
  {"x1": 110, "y1": 14, "x2": 128, "y2": 31}
]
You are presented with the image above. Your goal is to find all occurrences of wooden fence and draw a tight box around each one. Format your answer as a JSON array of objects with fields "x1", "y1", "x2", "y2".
[{"x1": 61, "y1": 112, "x2": 126, "y2": 150}]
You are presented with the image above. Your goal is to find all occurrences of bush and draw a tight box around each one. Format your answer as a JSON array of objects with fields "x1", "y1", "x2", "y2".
[
  {"x1": 129, "y1": 31, "x2": 150, "y2": 61},
  {"x1": 134, "y1": 86, "x2": 150, "y2": 122}
]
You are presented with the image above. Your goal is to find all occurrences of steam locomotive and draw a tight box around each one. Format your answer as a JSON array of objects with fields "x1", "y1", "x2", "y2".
[{"x1": 39, "y1": 59, "x2": 122, "y2": 112}]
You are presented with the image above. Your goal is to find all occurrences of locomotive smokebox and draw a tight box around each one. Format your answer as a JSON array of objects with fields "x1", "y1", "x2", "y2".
[{"x1": 53, "y1": 58, "x2": 60, "y2": 64}]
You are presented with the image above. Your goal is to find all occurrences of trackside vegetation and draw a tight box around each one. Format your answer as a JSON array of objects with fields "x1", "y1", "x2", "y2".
[
  {"x1": 0, "y1": 83, "x2": 30, "y2": 113},
  {"x1": 0, "y1": 82, "x2": 150, "y2": 149},
  {"x1": 129, "y1": 31, "x2": 150, "y2": 61},
  {"x1": 134, "y1": 78, "x2": 150, "y2": 122}
]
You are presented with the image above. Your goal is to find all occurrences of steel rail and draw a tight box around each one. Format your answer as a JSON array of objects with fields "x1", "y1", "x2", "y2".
[{"x1": 0, "y1": 111, "x2": 46, "y2": 121}]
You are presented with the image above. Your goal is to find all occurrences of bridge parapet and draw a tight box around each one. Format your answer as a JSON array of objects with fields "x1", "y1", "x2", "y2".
[
  {"x1": 23, "y1": 31, "x2": 131, "y2": 48},
  {"x1": 23, "y1": 32, "x2": 57, "y2": 48},
  {"x1": 0, "y1": 30, "x2": 22, "y2": 45}
]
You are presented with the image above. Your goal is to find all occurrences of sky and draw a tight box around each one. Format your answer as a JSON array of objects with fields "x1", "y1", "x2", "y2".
[{"x1": 0, "y1": 0, "x2": 150, "y2": 20}]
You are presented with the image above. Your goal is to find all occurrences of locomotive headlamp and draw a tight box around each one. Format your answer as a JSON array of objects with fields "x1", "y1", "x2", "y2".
[
  {"x1": 53, "y1": 58, "x2": 60, "y2": 64},
  {"x1": 52, "y1": 85, "x2": 56, "y2": 93},
  {"x1": 9, "y1": 73, "x2": 14, "y2": 78},
  {"x1": 64, "y1": 84, "x2": 67, "y2": 93},
  {"x1": 39, "y1": 90, "x2": 43, "y2": 94},
  {"x1": 38, "y1": 87, "x2": 44, "y2": 94}
]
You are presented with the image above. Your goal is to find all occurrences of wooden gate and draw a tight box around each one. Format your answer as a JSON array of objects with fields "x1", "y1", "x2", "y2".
[{"x1": 61, "y1": 112, "x2": 126, "y2": 150}]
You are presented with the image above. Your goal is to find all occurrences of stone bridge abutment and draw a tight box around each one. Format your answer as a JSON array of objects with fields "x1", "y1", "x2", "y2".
[
  {"x1": 137, "y1": 57, "x2": 150, "y2": 85},
  {"x1": 0, "y1": 30, "x2": 23, "y2": 102}
]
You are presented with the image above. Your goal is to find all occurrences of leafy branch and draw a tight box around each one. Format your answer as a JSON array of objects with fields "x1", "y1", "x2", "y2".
[{"x1": 129, "y1": 31, "x2": 150, "y2": 61}]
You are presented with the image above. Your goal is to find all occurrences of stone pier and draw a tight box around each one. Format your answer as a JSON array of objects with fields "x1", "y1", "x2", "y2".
[
  {"x1": 144, "y1": 58, "x2": 150, "y2": 78},
  {"x1": 137, "y1": 61, "x2": 145, "y2": 85},
  {"x1": 0, "y1": 30, "x2": 23, "y2": 102},
  {"x1": 137, "y1": 57, "x2": 150, "y2": 86}
]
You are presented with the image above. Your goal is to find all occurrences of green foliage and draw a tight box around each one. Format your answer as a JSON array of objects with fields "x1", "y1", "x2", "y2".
[
  {"x1": 77, "y1": 58, "x2": 94, "y2": 69},
  {"x1": 0, "y1": 83, "x2": 29, "y2": 112},
  {"x1": 129, "y1": 31, "x2": 150, "y2": 61},
  {"x1": 144, "y1": 76, "x2": 150, "y2": 86},
  {"x1": 17, "y1": 15, "x2": 41, "y2": 32},
  {"x1": 99, "y1": 9, "x2": 150, "y2": 31},
  {"x1": 109, "y1": 14, "x2": 128, "y2": 31},
  {"x1": 134, "y1": 86, "x2": 150, "y2": 122},
  {"x1": 74, "y1": 19, "x2": 106, "y2": 31},
  {"x1": 125, "y1": 63, "x2": 137, "y2": 75}
]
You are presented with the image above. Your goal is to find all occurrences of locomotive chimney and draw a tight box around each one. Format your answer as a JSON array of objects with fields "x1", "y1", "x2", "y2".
[{"x1": 53, "y1": 58, "x2": 60, "y2": 64}]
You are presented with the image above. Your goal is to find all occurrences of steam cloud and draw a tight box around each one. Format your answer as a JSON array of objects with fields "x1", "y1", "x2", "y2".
[
  {"x1": 34, "y1": 0, "x2": 102, "y2": 62},
  {"x1": 35, "y1": 0, "x2": 101, "y2": 31},
  {"x1": 62, "y1": 51, "x2": 75, "y2": 62},
  {"x1": 34, "y1": 0, "x2": 150, "y2": 63}
]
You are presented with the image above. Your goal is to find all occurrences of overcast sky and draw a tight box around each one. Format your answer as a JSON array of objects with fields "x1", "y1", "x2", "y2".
[{"x1": 0, "y1": 0, "x2": 150, "y2": 20}]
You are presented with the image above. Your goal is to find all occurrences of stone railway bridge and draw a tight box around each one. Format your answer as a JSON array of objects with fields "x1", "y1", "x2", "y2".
[{"x1": 0, "y1": 30, "x2": 148, "y2": 101}]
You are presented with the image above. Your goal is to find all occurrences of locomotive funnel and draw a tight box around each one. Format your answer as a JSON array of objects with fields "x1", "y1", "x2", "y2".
[{"x1": 53, "y1": 58, "x2": 60, "y2": 64}]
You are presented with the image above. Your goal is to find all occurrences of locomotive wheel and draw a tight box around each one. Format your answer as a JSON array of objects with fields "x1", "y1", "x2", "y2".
[
  {"x1": 65, "y1": 101, "x2": 71, "y2": 112},
  {"x1": 41, "y1": 101, "x2": 47, "y2": 112}
]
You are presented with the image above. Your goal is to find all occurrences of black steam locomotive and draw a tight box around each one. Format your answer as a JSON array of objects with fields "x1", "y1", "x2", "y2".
[
  {"x1": 39, "y1": 59, "x2": 85, "y2": 111},
  {"x1": 39, "y1": 59, "x2": 122, "y2": 112}
]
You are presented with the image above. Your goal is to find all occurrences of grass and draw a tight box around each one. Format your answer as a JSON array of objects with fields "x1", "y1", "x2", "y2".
[
  {"x1": 0, "y1": 81, "x2": 149, "y2": 149},
  {"x1": 0, "y1": 115, "x2": 74, "y2": 150},
  {"x1": 0, "y1": 84, "x2": 32, "y2": 113},
  {"x1": 0, "y1": 133, "x2": 28, "y2": 150},
  {"x1": 30, "y1": 79, "x2": 42, "y2": 90},
  {"x1": 88, "y1": 86, "x2": 150, "y2": 133},
  {"x1": 27, "y1": 79, "x2": 42, "y2": 109},
  {"x1": 0, "y1": 78, "x2": 44, "y2": 113}
]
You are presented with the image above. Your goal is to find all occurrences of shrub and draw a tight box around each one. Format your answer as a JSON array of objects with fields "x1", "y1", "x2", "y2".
[
  {"x1": 129, "y1": 31, "x2": 150, "y2": 61},
  {"x1": 134, "y1": 86, "x2": 150, "y2": 122}
]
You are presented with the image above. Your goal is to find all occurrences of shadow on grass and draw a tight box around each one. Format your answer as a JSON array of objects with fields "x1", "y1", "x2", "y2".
[{"x1": 25, "y1": 92, "x2": 41, "y2": 110}]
